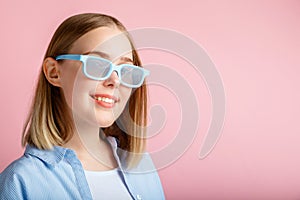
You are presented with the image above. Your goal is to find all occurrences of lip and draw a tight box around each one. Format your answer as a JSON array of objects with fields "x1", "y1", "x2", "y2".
[{"x1": 90, "y1": 93, "x2": 119, "y2": 108}]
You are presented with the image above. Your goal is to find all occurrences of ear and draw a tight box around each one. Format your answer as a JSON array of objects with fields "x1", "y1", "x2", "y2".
[{"x1": 43, "y1": 57, "x2": 62, "y2": 87}]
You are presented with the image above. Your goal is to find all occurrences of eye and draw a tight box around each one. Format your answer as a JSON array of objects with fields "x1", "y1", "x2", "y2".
[
  {"x1": 121, "y1": 65, "x2": 134, "y2": 73},
  {"x1": 86, "y1": 57, "x2": 111, "y2": 77}
]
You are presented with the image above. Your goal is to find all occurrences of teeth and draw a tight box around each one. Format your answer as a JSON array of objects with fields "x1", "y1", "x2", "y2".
[{"x1": 95, "y1": 97, "x2": 115, "y2": 103}]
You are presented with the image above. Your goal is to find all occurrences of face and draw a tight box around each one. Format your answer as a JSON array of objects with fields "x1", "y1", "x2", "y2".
[{"x1": 58, "y1": 26, "x2": 133, "y2": 127}]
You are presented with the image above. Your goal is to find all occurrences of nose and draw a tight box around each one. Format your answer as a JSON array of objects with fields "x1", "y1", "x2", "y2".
[{"x1": 103, "y1": 70, "x2": 120, "y2": 88}]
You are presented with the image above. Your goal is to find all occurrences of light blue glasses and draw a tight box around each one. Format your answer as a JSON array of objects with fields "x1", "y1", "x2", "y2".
[{"x1": 56, "y1": 54, "x2": 150, "y2": 88}]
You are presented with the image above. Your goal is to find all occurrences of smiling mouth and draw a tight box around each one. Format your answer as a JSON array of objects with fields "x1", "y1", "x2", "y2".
[
  {"x1": 90, "y1": 94, "x2": 119, "y2": 108},
  {"x1": 94, "y1": 96, "x2": 115, "y2": 103}
]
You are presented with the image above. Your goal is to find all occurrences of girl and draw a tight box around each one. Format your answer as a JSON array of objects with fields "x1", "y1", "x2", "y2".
[{"x1": 0, "y1": 13, "x2": 165, "y2": 200}]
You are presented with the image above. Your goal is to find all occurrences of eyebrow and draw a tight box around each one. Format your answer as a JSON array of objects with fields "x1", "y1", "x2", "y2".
[
  {"x1": 120, "y1": 57, "x2": 134, "y2": 63},
  {"x1": 83, "y1": 51, "x2": 134, "y2": 63}
]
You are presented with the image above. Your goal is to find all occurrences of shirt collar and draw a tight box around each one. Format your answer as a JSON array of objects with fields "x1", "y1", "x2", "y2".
[
  {"x1": 24, "y1": 136, "x2": 123, "y2": 168},
  {"x1": 24, "y1": 145, "x2": 73, "y2": 167}
]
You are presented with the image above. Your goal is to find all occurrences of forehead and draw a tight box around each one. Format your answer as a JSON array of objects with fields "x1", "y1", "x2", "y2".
[{"x1": 70, "y1": 26, "x2": 133, "y2": 59}]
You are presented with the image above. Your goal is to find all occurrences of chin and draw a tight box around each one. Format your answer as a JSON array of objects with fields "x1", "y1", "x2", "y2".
[{"x1": 97, "y1": 119, "x2": 115, "y2": 128}]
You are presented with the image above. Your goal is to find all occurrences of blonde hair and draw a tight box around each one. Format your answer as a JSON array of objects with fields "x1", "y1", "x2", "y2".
[{"x1": 22, "y1": 13, "x2": 147, "y2": 167}]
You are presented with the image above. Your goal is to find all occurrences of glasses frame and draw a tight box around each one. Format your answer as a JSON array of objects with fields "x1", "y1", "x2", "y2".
[{"x1": 55, "y1": 54, "x2": 150, "y2": 88}]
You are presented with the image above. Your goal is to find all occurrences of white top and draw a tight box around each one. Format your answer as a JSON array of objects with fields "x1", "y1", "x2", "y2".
[{"x1": 84, "y1": 168, "x2": 132, "y2": 200}]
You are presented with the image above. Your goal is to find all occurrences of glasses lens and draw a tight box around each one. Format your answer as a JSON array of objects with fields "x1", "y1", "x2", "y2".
[
  {"x1": 121, "y1": 65, "x2": 144, "y2": 86},
  {"x1": 86, "y1": 57, "x2": 111, "y2": 79}
]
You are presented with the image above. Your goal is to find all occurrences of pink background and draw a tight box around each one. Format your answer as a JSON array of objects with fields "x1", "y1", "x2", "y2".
[{"x1": 1, "y1": 0, "x2": 300, "y2": 199}]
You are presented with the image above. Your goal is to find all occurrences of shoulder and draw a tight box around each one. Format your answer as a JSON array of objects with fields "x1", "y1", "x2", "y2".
[
  {"x1": 0, "y1": 145, "x2": 71, "y2": 199},
  {"x1": 1, "y1": 152, "x2": 40, "y2": 178},
  {"x1": 0, "y1": 145, "x2": 76, "y2": 183},
  {"x1": 0, "y1": 154, "x2": 38, "y2": 199},
  {"x1": 0, "y1": 146, "x2": 55, "y2": 180},
  {"x1": 125, "y1": 152, "x2": 165, "y2": 200},
  {"x1": 132, "y1": 152, "x2": 158, "y2": 173}
]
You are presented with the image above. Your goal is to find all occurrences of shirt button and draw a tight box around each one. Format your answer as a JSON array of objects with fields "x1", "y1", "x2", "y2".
[{"x1": 136, "y1": 194, "x2": 142, "y2": 200}]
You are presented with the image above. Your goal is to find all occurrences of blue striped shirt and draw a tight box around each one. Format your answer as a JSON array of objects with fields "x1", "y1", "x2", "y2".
[{"x1": 0, "y1": 137, "x2": 165, "y2": 200}]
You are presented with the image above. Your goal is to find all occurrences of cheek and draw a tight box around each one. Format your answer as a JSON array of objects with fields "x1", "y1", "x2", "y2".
[
  {"x1": 59, "y1": 64, "x2": 84, "y2": 107},
  {"x1": 114, "y1": 87, "x2": 132, "y2": 116},
  {"x1": 61, "y1": 78, "x2": 75, "y2": 107},
  {"x1": 120, "y1": 87, "x2": 132, "y2": 104}
]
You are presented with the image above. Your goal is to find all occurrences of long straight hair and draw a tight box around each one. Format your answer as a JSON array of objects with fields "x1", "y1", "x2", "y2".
[{"x1": 22, "y1": 13, "x2": 147, "y2": 168}]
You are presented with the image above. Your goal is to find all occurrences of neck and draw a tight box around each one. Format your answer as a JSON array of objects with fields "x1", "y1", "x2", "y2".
[{"x1": 63, "y1": 113, "x2": 118, "y2": 171}]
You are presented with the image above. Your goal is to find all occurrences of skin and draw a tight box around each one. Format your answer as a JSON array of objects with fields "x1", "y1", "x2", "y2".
[{"x1": 43, "y1": 26, "x2": 134, "y2": 171}]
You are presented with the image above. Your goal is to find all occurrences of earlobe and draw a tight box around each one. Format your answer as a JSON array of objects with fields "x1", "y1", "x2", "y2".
[{"x1": 43, "y1": 57, "x2": 62, "y2": 87}]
